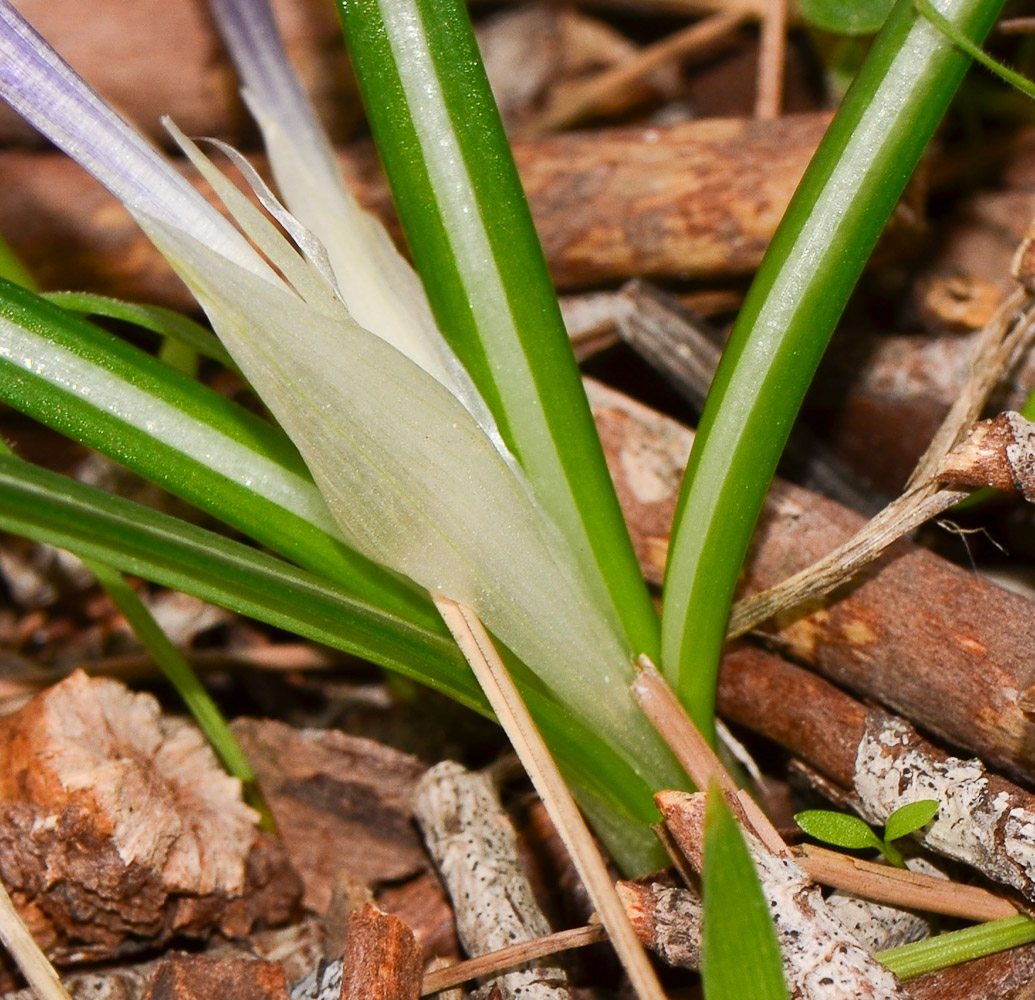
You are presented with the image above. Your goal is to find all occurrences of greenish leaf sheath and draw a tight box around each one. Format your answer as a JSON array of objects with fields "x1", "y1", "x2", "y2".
[
  {"x1": 702, "y1": 787, "x2": 790, "y2": 1000},
  {"x1": 661, "y1": 0, "x2": 1006, "y2": 744},
  {"x1": 333, "y1": 0, "x2": 659, "y2": 661}
]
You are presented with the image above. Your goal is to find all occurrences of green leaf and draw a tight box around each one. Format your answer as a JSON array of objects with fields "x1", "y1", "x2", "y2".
[
  {"x1": 660, "y1": 0, "x2": 1006, "y2": 746},
  {"x1": 794, "y1": 810, "x2": 886, "y2": 852},
  {"x1": 884, "y1": 799, "x2": 939, "y2": 843},
  {"x1": 798, "y1": 0, "x2": 895, "y2": 35},
  {"x1": 0, "y1": 279, "x2": 434, "y2": 625},
  {"x1": 702, "y1": 787, "x2": 790, "y2": 1000},
  {"x1": 333, "y1": 0, "x2": 659, "y2": 661},
  {"x1": 43, "y1": 291, "x2": 237, "y2": 371}
]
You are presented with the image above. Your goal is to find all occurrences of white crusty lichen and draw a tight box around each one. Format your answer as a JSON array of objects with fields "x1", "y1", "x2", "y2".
[{"x1": 854, "y1": 712, "x2": 1035, "y2": 901}]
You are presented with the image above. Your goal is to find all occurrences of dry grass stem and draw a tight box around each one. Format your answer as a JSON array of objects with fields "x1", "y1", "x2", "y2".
[
  {"x1": 755, "y1": 0, "x2": 787, "y2": 119},
  {"x1": 524, "y1": 11, "x2": 749, "y2": 133},
  {"x1": 432, "y1": 596, "x2": 668, "y2": 1000},
  {"x1": 632, "y1": 662, "x2": 788, "y2": 858},
  {"x1": 798, "y1": 845, "x2": 1019, "y2": 923},
  {"x1": 0, "y1": 879, "x2": 72, "y2": 1000},
  {"x1": 420, "y1": 925, "x2": 608, "y2": 996}
]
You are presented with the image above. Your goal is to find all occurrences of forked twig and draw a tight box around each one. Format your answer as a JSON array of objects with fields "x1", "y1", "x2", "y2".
[
  {"x1": 432, "y1": 596, "x2": 668, "y2": 1000},
  {"x1": 728, "y1": 289, "x2": 1035, "y2": 639}
]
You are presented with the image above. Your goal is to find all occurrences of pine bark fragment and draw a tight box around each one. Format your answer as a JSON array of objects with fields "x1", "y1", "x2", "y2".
[
  {"x1": 229, "y1": 719, "x2": 427, "y2": 915},
  {"x1": 0, "y1": 671, "x2": 300, "y2": 965}
]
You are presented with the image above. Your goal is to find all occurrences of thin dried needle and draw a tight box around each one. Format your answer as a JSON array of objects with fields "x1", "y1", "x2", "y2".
[
  {"x1": 432, "y1": 596, "x2": 668, "y2": 1000},
  {"x1": 524, "y1": 11, "x2": 749, "y2": 133},
  {"x1": 0, "y1": 879, "x2": 72, "y2": 1000},
  {"x1": 420, "y1": 925, "x2": 608, "y2": 996},
  {"x1": 632, "y1": 661, "x2": 787, "y2": 858},
  {"x1": 754, "y1": 0, "x2": 787, "y2": 119},
  {"x1": 797, "y1": 845, "x2": 1019, "y2": 923}
]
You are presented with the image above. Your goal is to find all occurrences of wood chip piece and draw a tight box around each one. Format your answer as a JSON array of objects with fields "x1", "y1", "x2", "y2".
[
  {"x1": 142, "y1": 956, "x2": 289, "y2": 1000},
  {"x1": 340, "y1": 902, "x2": 422, "y2": 1000},
  {"x1": 0, "y1": 672, "x2": 299, "y2": 963},
  {"x1": 231, "y1": 719, "x2": 426, "y2": 914}
]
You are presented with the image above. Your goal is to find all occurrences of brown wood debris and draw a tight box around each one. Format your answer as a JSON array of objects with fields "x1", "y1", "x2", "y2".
[
  {"x1": 230, "y1": 719, "x2": 426, "y2": 915},
  {"x1": 588, "y1": 380, "x2": 1035, "y2": 791},
  {"x1": 0, "y1": 113, "x2": 830, "y2": 310},
  {"x1": 718, "y1": 645, "x2": 1035, "y2": 905},
  {"x1": 0, "y1": 672, "x2": 300, "y2": 966},
  {"x1": 340, "y1": 903, "x2": 422, "y2": 1000},
  {"x1": 937, "y1": 411, "x2": 1035, "y2": 502},
  {"x1": 142, "y1": 955, "x2": 290, "y2": 1000}
]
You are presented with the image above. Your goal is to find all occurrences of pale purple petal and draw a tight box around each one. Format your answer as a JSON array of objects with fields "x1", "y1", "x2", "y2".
[
  {"x1": 0, "y1": 0, "x2": 260, "y2": 273},
  {"x1": 207, "y1": 0, "x2": 338, "y2": 187}
]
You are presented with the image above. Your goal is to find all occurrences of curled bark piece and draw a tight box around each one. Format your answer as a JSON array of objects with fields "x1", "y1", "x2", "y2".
[
  {"x1": 414, "y1": 762, "x2": 571, "y2": 1000},
  {"x1": 854, "y1": 712, "x2": 1035, "y2": 905},
  {"x1": 657, "y1": 790, "x2": 913, "y2": 999},
  {"x1": 937, "y1": 411, "x2": 1035, "y2": 502},
  {"x1": 0, "y1": 671, "x2": 299, "y2": 963}
]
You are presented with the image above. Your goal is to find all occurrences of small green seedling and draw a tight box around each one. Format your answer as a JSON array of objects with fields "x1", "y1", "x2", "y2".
[{"x1": 794, "y1": 800, "x2": 939, "y2": 869}]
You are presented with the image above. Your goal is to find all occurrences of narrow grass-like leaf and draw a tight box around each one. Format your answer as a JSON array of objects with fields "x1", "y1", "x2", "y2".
[
  {"x1": 878, "y1": 915, "x2": 1035, "y2": 980},
  {"x1": 0, "y1": 447, "x2": 670, "y2": 873},
  {"x1": 884, "y1": 800, "x2": 939, "y2": 843},
  {"x1": 334, "y1": 0, "x2": 658, "y2": 660},
  {"x1": 43, "y1": 291, "x2": 236, "y2": 371},
  {"x1": 794, "y1": 810, "x2": 887, "y2": 852},
  {"x1": 661, "y1": 0, "x2": 1006, "y2": 743},
  {"x1": 702, "y1": 786, "x2": 790, "y2": 1000},
  {"x1": 0, "y1": 279, "x2": 435, "y2": 625}
]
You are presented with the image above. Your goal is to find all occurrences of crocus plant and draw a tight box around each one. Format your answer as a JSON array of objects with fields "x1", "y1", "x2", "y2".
[{"x1": 0, "y1": 0, "x2": 690, "y2": 875}]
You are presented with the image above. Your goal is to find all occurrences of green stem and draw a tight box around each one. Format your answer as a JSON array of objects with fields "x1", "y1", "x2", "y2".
[
  {"x1": 661, "y1": 0, "x2": 1006, "y2": 743},
  {"x1": 878, "y1": 915, "x2": 1035, "y2": 980}
]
